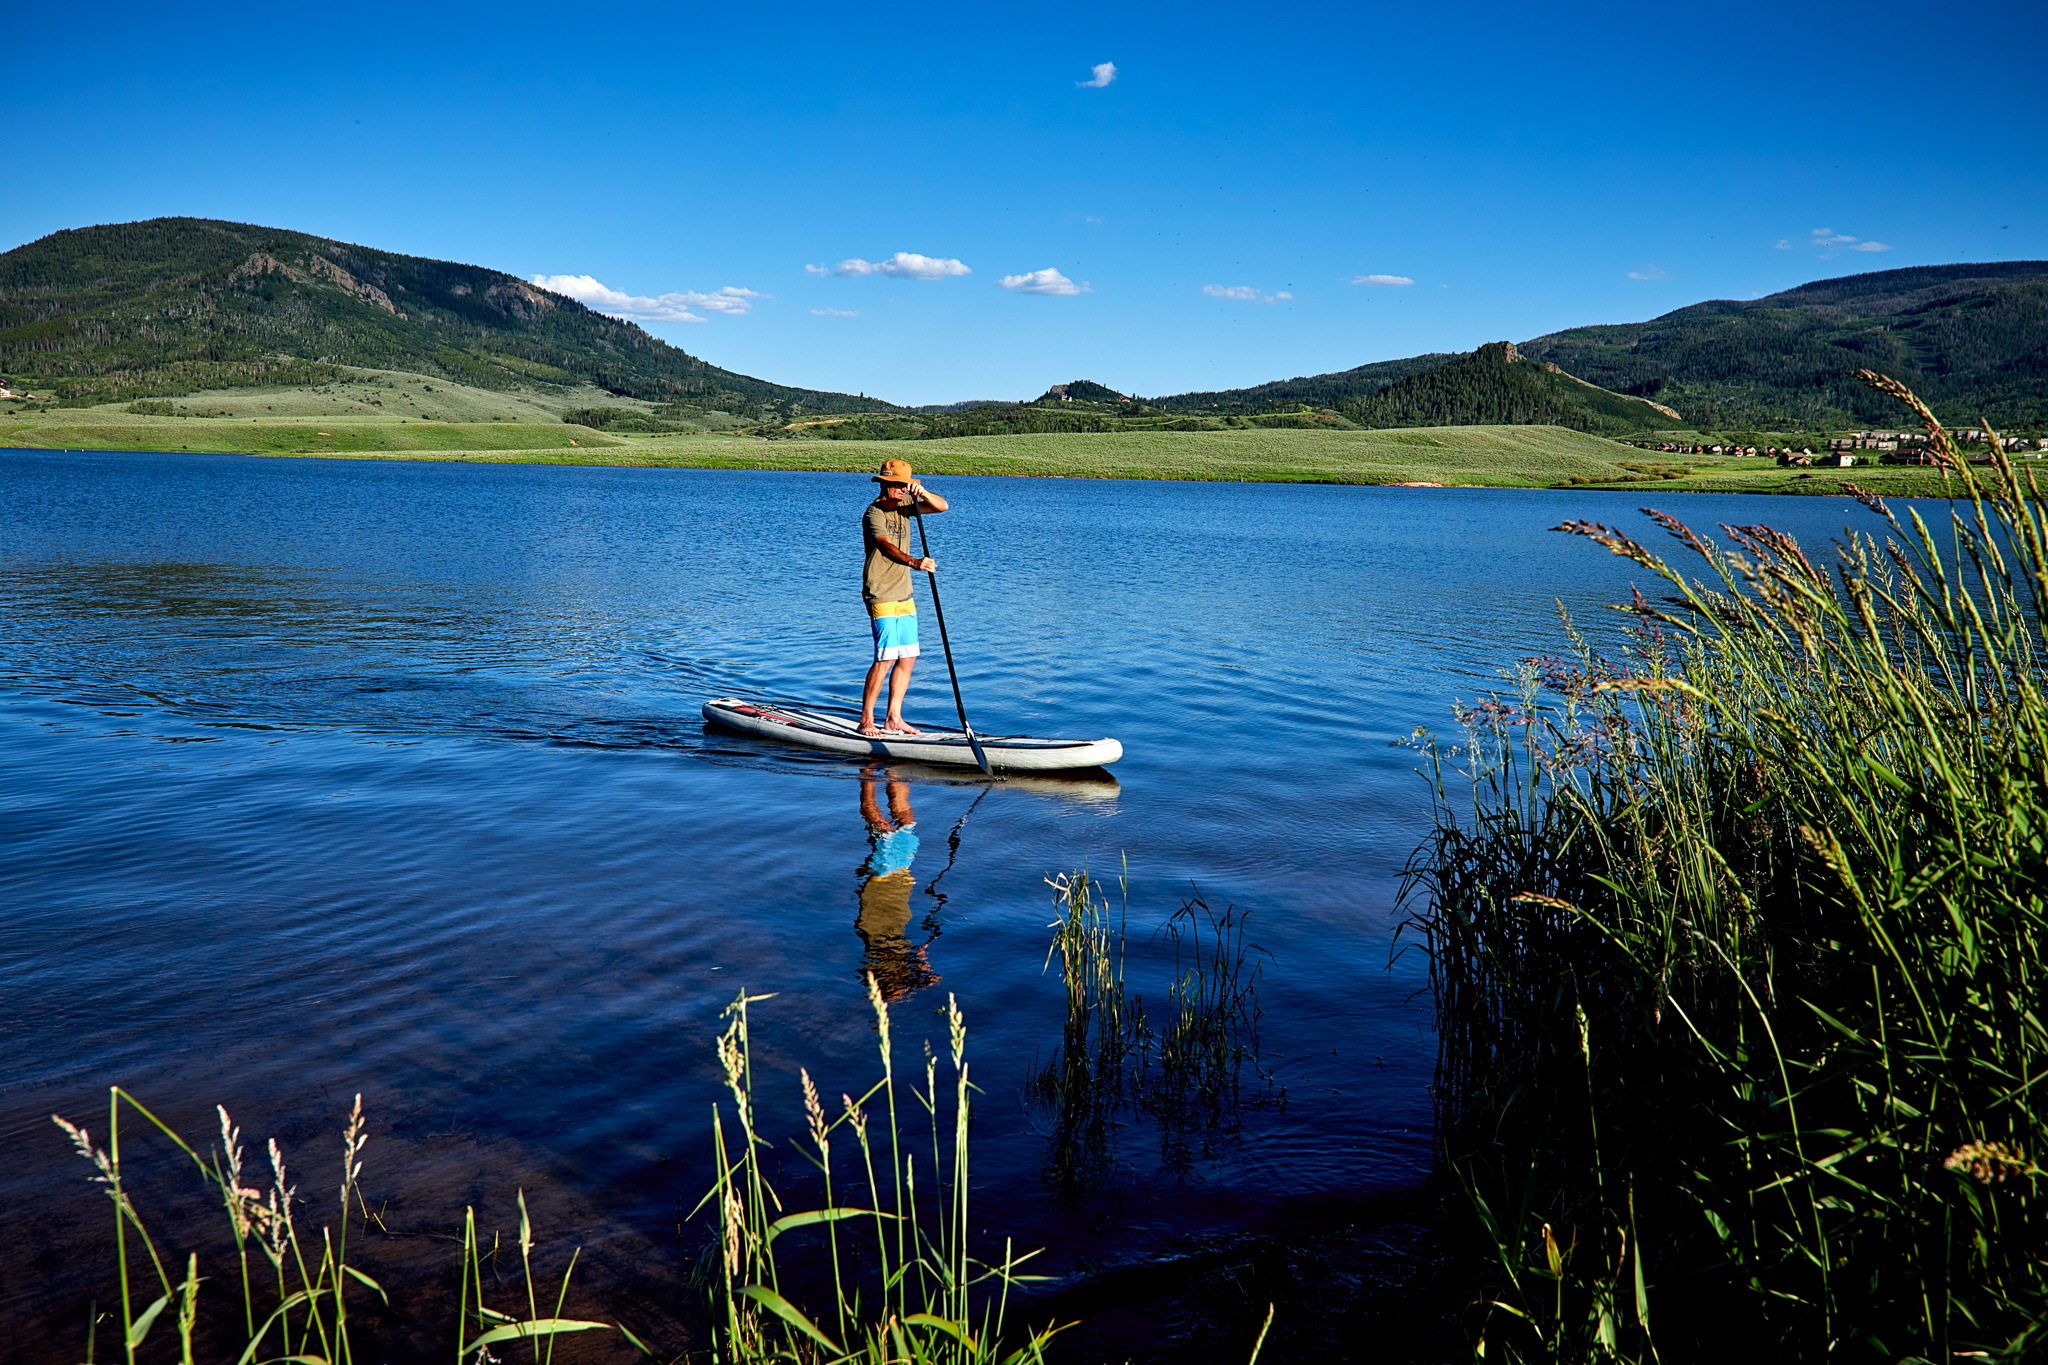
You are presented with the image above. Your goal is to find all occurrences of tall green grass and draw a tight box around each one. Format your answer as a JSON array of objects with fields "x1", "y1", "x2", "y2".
[
  {"x1": 1405, "y1": 371, "x2": 2048, "y2": 1360},
  {"x1": 694, "y1": 980, "x2": 1066, "y2": 1364},
  {"x1": 52, "y1": 1088, "x2": 636, "y2": 1364}
]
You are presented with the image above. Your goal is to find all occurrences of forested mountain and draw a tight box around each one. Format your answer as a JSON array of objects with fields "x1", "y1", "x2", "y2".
[
  {"x1": 1158, "y1": 262, "x2": 2048, "y2": 430},
  {"x1": 0, "y1": 218, "x2": 880, "y2": 414},
  {"x1": 1037, "y1": 379, "x2": 1130, "y2": 403},
  {"x1": 1154, "y1": 353, "x2": 1451, "y2": 414},
  {"x1": 1335, "y1": 341, "x2": 1680, "y2": 434},
  {"x1": 1520, "y1": 262, "x2": 2048, "y2": 428}
]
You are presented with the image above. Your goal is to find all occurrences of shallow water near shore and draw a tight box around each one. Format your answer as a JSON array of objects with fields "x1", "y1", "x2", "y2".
[{"x1": 0, "y1": 449, "x2": 1917, "y2": 1357}]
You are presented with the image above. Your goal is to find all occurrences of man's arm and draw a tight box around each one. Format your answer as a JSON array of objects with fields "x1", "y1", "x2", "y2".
[
  {"x1": 905, "y1": 480, "x2": 948, "y2": 514},
  {"x1": 873, "y1": 532, "x2": 935, "y2": 573}
]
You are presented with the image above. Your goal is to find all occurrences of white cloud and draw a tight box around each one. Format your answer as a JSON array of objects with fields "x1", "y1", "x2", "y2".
[
  {"x1": 811, "y1": 308, "x2": 860, "y2": 317},
  {"x1": 1776, "y1": 227, "x2": 1893, "y2": 256},
  {"x1": 1077, "y1": 61, "x2": 1116, "y2": 89},
  {"x1": 1203, "y1": 284, "x2": 1292, "y2": 304},
  {"x1": 999, "y1": 267, "x2": 1090, "y2": 296},
  {"x1": 1627, "y1": 265, "x2": 1670, "y2": 280},
  {"x1": 809, "y1": 252, "x2": 972, "y2": 280},
  {"x1": 530, "y1": 275, "x2": 767, "y2": 323},
  {"x1": 1350, "y1": 273, "x2": 1413, "y2": 287}
]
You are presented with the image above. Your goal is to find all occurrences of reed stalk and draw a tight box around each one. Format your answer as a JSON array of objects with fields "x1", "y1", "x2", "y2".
[
  {"x1": 52, "y1": 1089, "x2": 634, "y2": 1364},
  {"x1": 1030, "y1": 870, "x2": 1282, "y2": 1199},
  {"x1": 1404, "y1": 372, "x2": 2048, "y2": 1360},
  {"x1": 694, "y1": 981, "x2": 1068, "y2": 1364}
]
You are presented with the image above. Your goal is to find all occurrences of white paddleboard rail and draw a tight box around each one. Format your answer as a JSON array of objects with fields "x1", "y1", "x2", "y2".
[{"x1": 702, "y1": 698, "x2": 1122, "y2": 772}]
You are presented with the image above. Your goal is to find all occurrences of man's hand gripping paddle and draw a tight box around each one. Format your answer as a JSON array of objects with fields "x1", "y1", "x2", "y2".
[{"x1": 910, "y1": 502, "x2": 992, "y2": 775}]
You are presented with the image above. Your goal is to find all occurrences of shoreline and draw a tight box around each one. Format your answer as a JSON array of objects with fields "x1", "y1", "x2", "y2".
[{"x1": 0, "y1": 435, "x2": 1978, "y2": 499}]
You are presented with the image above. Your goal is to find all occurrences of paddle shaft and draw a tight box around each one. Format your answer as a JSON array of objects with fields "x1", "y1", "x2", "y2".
[{"x1": 909, "y1": 505, "x2": 991, "y2": 774}]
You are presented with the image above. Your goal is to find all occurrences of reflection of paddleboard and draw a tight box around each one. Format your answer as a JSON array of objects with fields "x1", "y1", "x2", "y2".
[
  {"x1": 883, "y1": 761, "x2": 1121, "y2": 801},
  {"x1": 703, "y1": 698, "x2": 1123, "y2": 772}
]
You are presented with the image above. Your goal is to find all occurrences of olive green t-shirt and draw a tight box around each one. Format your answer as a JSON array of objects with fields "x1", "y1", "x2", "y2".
[{"x1": 862, "y1": 502, "x2": 915, "y2": 605}]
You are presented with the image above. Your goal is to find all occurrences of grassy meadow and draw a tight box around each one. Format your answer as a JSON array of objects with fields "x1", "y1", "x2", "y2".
[{"x1": 0, "y1": 370, "x2": 1999, "y2": 495}]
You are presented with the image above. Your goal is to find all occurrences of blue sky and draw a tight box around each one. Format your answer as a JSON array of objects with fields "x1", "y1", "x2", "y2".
[{"x1": 8, "y1": 0, "x2": 2043, "y2": 405}]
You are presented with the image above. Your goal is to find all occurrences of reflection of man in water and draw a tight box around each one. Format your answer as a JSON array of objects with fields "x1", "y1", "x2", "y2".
[{"x1": 857, "y1": 768, "x2": 940, "y2": 1000}]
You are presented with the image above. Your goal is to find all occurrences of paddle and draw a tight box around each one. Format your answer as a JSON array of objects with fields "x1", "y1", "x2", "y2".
[{"x1": 908, "y1": 498, "x2": 991, "y2": 775}]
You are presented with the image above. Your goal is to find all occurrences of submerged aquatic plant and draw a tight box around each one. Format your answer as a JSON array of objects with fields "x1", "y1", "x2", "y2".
[
  {"x1": 1030, "y1": 869, "x2": 1282, "y2": 1202},
  {"x1": 1146, "y1": 891, "x2": 1280, "y2": 1173},
  {"x1": 1033, "y1": 870, "x2": 1146, "y2": 1201},
  {"x1": 52, "y1": 1089, "x2": 634, "y2": 1365},
  {"x1": 1405, "y1": 372, "x2": 2048, "y2": 1361}
]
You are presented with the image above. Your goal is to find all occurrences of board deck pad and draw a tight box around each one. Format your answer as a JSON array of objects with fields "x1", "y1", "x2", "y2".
[{"x1": 702, "y1": 698, "x2": 1122, "y2": 771}]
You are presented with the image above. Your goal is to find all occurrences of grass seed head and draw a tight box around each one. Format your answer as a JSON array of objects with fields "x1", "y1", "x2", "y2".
[
  {"x1": 948, "y1": 993, "x2": 966, "y2": 1071},
  {"x1": 801, "y1": 1068, "x2": 828, "y2": 1149},
  {"x1": 1944, "y1": 1140, "x2": 2037, "y2": 1185}
]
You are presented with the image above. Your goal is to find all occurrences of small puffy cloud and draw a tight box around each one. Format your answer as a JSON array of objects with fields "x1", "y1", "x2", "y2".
[
  {"x1": 687, "y1": 287, "x2": 766, "y2": 315},
  {"x1": 999, "y1": 267, "x2": 1090, "y2": 296},
  {"x1": 1078, "y1": 61, "x2": 1116, "y2": 89},
  {"x1": 1203, "y1": 284, "x2": 1292, "y2": 304},
  {"x1": 1627, "y1": 265, "x2": 1670, "y2": 280},
  {"x1": 811, "y1": 308, "x2": 860, "y2": 317},
  {"x1": 1776, "y1": 227, "x2": 1893, "y2": 256},
  {"x1": 1350, "y1": 274, "x2": 1413, "y2": 287},
  {"x1": 811, "y1": 252, "x2": 972, "y2": 280},
  {"x1": 531, "y1": 275, "x2": 766, "y2": 323}
]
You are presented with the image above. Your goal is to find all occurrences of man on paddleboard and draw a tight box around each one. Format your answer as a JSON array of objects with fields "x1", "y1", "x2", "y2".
[{"x1": 860, "y1": 458, "x2": 948, "y2": 736}]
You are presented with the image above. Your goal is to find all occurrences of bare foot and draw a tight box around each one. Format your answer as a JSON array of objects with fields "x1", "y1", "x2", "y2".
[
  {"x1": 883, "y1": 719, "x2": 922, "y2": 734},
  {"x1": 859, "y1": 720, "x2": 884, "y2": 736}
]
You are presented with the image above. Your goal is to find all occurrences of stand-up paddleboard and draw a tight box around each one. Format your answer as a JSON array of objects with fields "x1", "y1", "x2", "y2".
[{"x1": 703, "y1": 698, "x2": 1122, "y2": 772}]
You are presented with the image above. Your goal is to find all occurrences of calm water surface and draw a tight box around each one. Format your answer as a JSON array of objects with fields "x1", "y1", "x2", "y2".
[{"x1": 0, "y1": 449, "x2": 1901, "y2": 1354}]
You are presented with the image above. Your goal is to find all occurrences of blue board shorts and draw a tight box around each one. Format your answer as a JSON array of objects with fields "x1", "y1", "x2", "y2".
[{"x1": 870, "y1": 601, "x2": 920, "y2": 661}]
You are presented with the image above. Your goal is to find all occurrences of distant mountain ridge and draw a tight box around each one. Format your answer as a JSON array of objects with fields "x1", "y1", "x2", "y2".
[
  {"x1": 1158, "y1": 261, "x2": 2048, "y2": 429},
  {"x1": 6, "y1": 220, "x2": 2040, "y2": 433},
  {"x1": 0, "y1": 217, "x2": 881, "y2": 414}
]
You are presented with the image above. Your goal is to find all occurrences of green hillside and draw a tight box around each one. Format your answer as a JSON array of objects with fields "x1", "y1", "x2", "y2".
[
  {"x1": 1334, "y1": 340, "x2": 1679, "y2": 434},
  {"x1": 0, "y1": 217, "x2": 880, "y2": 416},
  {"x1": 1153, "y1": 353, "x2": 1453, "y2": 413},
  {"x1": 1036, "y1": 379, "x2": 1130, "y2": 403},
  {"x1": 1521, "y1": 261, "x2": 2048, "y2": 428},
  {"x1": 1150, "y1": 262, "x2": 2048, "y2": 431}
]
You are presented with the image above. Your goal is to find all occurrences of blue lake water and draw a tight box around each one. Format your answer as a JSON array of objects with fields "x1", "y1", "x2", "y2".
[{"x1": 0, "y1": 448, "x2": 1910, "y2": 1355}]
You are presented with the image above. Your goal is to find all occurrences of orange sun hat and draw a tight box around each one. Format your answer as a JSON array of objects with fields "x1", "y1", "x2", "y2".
[{"x1": 872, "y1": 458, "x2": 915, "y2": 483}]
